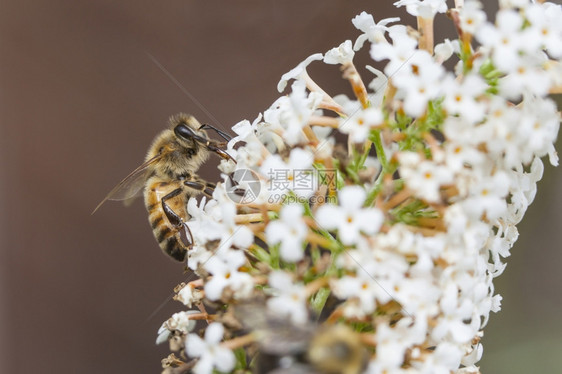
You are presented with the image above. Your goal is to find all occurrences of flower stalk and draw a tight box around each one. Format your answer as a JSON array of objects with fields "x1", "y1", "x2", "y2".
[{"x1": 155, "y1": 2, "x2": 562, "y2": 374}]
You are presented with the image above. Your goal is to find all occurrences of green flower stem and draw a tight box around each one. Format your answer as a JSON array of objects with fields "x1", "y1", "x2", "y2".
[
  {"x1": 269, "y1": 243, "x2": 280, "y2": 269},
  {"x1": 234, "y1": 347, "x2": 248, "y2": 370},
  {"x1": 345, "y1": 166, "x2": 361, "y2": 184},
  {"x1": 310, "y1": 286, "x2": 331, "y2": 316},
  {"x1": 249, "y1": 244, "x2": 270, "y2": 264},
  {"x1": 365, "y1": 169, "x2": 385, "y2": 207},
  {"x1": 365, "y1": 129, "x2": 389, "y2": 206},
  {"x1": 370, "y1": 130, "x2": 388, "y2": 171},
  {"x1": 359, "y1": 140, "x2": 372, "y2": 168},
  {"x1": 311, "y1": 245, "x2": 321, "y2": 265},
  {"x1": 309, "y1": 258, "x2": 338, "y2": 316}
]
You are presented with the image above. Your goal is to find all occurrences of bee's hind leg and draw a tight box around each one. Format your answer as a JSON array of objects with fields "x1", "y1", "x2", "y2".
[{"x1": 159, "y1": 188, "x2": 190, "y2": 262}]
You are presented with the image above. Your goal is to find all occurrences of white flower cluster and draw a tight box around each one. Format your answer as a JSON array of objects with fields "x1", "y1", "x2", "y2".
[{"x1": 158, "y1": 1, "x2": 561, "y2": 374}]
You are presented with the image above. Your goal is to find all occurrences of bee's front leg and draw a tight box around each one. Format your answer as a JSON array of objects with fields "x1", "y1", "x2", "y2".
[
  {"x1": 205, "y1": 142, "x2": 235, "y2": 162},
  {"x1": 198, "y1": 123, "x2": 233, "y2": 141}
]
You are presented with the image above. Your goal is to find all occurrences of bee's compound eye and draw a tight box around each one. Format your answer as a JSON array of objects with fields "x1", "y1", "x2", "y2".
[{"x1": 174, "y1": 123, "x2": 194, "y2": 140}]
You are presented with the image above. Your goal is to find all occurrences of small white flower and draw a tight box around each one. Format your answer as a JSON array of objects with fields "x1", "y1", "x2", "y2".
[
  {"x1": 267, "y1": 271, "x2": 309, "y2": 324},
  {"x1": 461, "y1": 343, "x2": 483, "y2": 367},
  {"x1": 338, "y1": 106, "x2": 384, "y2": 143},
  {"x1": 461, "y1": 172, "x2": 509, "y2": 221},
  {"x1": 498, "y1": 56, "x2": 551, "y2": 100},
  {"x1": 324, "y1": 40, "x2": 355, "y2": 65},
  {"x1": 352, "y1": 12, "x2": 401, "y2": 50},
  {"x1": 443, "y1": 141, "x2": 485, "y2": 172},
  {"x1": 265, "y1": 204, "x2": 308, "y2": 262},
  {"x1": 394, "y1": 277, "x2": 440, "y2": 316},
  {"x1": 221, "y1": 114, "x2": 269, "y2": 171},
  {"x1": 432, "y1": 283, "x2": 478, "y2": 344},
  {"x1": 187, "y1": 190, "x2": 254, "y2": 251},
  {"x1": 261, "y1": 147, "x2": 317, "y2": 200},
  {"x1": 266, "y1": 80, "x2": 323, "y2": 146},
  {"x1": 204, "y1": 249, "x2": 253, "y2": 301},
  {"x1": 156, "y1": 311, "x2": 199, "y2": 345},
  {"x1": 331, "y1": 243, "x2": 408, "y2": 317},
  {"x1": 518, "y1": 97, "x2": 560, "y2": 162},
  {"x1": 476, "y1": 10, "x2": 524, "y2": 72},
  {"x1": 217, "y1": 202, "x2": 255, "y2": 249},
  {"x1": 186, "y1": 322, "x2": 235, "y2": 374},
  {"x1": 411, "y1": 342, "x2": 463, "y2": 374},
  {"x1": 186, "y1": 244, "x2": 215, "y2": 272},
  {"x1": 277, "y1": 53, "x2": 323, "y2": 92},
  {"x1": 392, "y1": 50, "x2": 445, "y2": 117},
  {"x1": 398, "y1": 152, "x2": 454, "y2": 203},
  {"x1": 371, "y1": 29, "x2": 418, "y2": 78},
  {"x1": 176, "y1": 283, "x2": 204, "y2": 308},
  {"x1": 315, "y1": 186, "x2": 384, "y2": 245},
  {"x1": 185, "y1": 195, "x2": 224, "y2": 243},
  {"x1": 458, "y1": 1, "x2": 487, "y2": 35},
  {"x1": 442, "y1": 73, "x2": 487, "y2": 124},
  {"x1": 368, "y1": 316, "x2": 427, "y2": 371},
  {"x1": 331, "y1": 274, "x2": 380, "y2": 317},
  {"x1": 394, "y1": 0, "x2": 448, "y2": 19},
  {"x1": 525, "y1": 3, "x2": 562, "y2": 58},
  {"x1": 477, "y1": 98, "x2": 523, "y2": 168},
  {"x1": 434, "y1": 38, "x2": 459, "y2": 64}
]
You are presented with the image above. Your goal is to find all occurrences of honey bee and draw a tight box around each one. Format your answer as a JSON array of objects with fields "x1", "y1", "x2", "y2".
[
  {"x1": 93, "y1": 113, "x2": 233, "y2": 262},
  {"x1": 234, "y1": 304, "x2": 368, "y2": 374},
  {"x1": 254, "y1": 322, "x2": 367, "y2": 374}
]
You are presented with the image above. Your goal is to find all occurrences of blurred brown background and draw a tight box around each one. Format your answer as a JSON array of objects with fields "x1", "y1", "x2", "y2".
[{"x1": 0, "y1": 1, "x2": 560, "y2": 373}]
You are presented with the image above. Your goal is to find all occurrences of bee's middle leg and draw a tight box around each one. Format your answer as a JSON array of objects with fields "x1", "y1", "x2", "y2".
[{"x1": 183, "y1": 179, "x2": 215, "y2": 198}]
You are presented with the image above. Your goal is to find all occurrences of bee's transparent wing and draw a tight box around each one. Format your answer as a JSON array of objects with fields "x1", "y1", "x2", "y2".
[{"x1": 92, "y1": 154, "x2": 160, "y2": 214}]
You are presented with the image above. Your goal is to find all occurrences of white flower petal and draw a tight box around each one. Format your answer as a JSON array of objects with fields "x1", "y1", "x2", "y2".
[
  {"x1": 205, "y1": 323, "x2": 225, "y2": 345},
  {"x1": 277, "y1": 53, "x2": 323, "y2": 92},
  {"x1": 339, "y1": 186, "x2": 367, "y2": 210}
]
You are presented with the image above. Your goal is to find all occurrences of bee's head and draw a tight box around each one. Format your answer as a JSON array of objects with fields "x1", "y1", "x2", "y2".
[
  {"x1": 170, "y1": 113, "x2": 209, "y2": 147},
  {"x1": 169, "y1": 113, "x2": 234, "y2": 163}
]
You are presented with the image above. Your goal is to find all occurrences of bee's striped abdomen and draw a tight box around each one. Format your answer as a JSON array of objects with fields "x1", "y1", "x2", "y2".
[{"x1": 145, "y1": 178, "x2": 190, "y2": 262}]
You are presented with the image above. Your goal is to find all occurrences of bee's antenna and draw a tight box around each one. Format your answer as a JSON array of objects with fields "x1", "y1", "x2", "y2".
[{"x1": 145, "y1": 51, "x2": 229, "y2": 135}]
